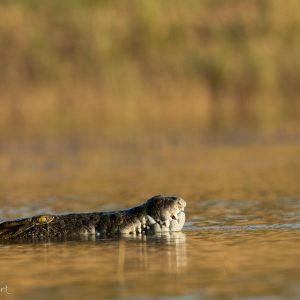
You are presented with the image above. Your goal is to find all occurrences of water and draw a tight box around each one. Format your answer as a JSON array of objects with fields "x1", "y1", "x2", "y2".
[{"x1": 0, "y1": 142, "x2": 299, "y2": 300}]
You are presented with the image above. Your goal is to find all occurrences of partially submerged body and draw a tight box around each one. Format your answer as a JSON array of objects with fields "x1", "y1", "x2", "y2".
[{"x1": 0, "y1": 195, "x2": 186, "y2": 241}]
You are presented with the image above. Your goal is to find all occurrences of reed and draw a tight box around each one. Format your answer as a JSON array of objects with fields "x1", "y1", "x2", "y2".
[{"x1": 0, "y1": 0, "x2": 299, "y2": 144}]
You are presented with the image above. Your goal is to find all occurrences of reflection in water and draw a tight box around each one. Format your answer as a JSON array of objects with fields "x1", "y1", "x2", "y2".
[
  {"x1": 1, "y1": 228, "x2": 299, "y2": 300},
  {"x1": 0, "y1": 233, "x2": 187, "y2": 300},
  {"x1": 188, "y1": 230, "x2": 300, "y2": 300},
  {"x1": 0, "y1": 143, "x2": 300, "y2": 299},
  {"x1": 116, "y1": 232, "x2": 187, "y2": 296}
]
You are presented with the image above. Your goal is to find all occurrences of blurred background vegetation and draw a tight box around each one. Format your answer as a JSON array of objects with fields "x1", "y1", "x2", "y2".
[{"x1": 0, "y1": 0, "x2": 300, "y2": 145}]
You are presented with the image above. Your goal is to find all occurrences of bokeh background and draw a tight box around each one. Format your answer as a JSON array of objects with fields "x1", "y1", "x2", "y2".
[
  {"x1": 1, "y1": 0, "x2": 300, "y2": 146},
  {"x1": 0, "y1": 0, "x2": 300, "y2": 210},
  {"x1": 1, "y1": 2, "x2": 300, "y2": 300}
]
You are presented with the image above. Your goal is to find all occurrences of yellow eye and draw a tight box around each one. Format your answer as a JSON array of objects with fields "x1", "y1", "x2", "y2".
[{"x1": 37, "y1": 215, "x2": 54, "y2": 224}]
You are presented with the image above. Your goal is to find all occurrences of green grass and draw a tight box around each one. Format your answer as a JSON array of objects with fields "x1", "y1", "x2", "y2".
[{"x1": 0, "y1": 0, "x2": 299, "y2": 143}]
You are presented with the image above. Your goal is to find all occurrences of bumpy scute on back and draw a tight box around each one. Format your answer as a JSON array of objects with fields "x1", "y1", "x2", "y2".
[{"x1": 0, "y1": 195, "x2": 186, "y2": 241}]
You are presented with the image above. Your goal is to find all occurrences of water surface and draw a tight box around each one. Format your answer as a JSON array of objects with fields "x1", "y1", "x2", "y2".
[{"x1": 0, "y1": 142, "x2": 299, "y2": 300}]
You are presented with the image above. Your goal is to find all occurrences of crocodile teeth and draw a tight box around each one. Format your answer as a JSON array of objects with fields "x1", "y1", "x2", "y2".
[
  {"x1": 172, "y1": 212, "x2": 179, "y2": 220},
  {"x1": 164, "y1": 220, "x2": 170, "y2": 228},
  {"x1": 147, "y1": 215, "x2": 156, "y2": 225}
]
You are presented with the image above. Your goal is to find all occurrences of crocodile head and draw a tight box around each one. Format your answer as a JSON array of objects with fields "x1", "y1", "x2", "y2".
[{"x1": 145, "y1": 195, "x2": 186, "y2": 232}]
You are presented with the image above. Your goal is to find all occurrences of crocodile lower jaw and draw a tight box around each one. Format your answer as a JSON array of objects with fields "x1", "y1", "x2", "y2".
[{"x1": 149, "y1": 211, "x2": 186, "y2": 233}]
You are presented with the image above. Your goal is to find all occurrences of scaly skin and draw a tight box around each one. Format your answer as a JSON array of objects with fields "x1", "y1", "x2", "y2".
[{"x1": 0, "y1": 195, "x2": 186, "y2": 241}]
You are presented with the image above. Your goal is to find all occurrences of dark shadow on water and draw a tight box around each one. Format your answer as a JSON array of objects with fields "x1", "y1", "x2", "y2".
[{"x1": 0, "y1": 231, "x2": 187, "y2": 245}]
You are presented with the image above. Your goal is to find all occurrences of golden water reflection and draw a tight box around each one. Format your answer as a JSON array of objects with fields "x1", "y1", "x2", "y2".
[
  {"x1": 0, "y1": 143, "x2": 299, "y2": 299},
  {"x1": 0, "y1": 233, "x2": 187, "y2": 300},
  {"x1": 0, "y1": 229, "x2": 299, "y2": 300}
]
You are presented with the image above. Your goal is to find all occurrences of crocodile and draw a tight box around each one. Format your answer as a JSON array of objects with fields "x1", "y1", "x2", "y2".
[{"x1": 0, "y1": 195, "x2": 186, "y2": 241}]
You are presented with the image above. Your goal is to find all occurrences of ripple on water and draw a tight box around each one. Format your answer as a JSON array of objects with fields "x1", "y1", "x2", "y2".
[
  {"x1": 186, "y1": 197, "x2": 300, "y2": 232},
  {"x1": 185, "y1": 222, "x2": 300, "y2": 232}
]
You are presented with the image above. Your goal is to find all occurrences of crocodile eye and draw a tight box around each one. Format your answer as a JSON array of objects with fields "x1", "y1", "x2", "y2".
[
  {"x1": 37, "y1": 215, "x2": 54, "y2": 224},
  {"x1": 37, "y1": 216, "x2": 47, "y2": 223}
]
